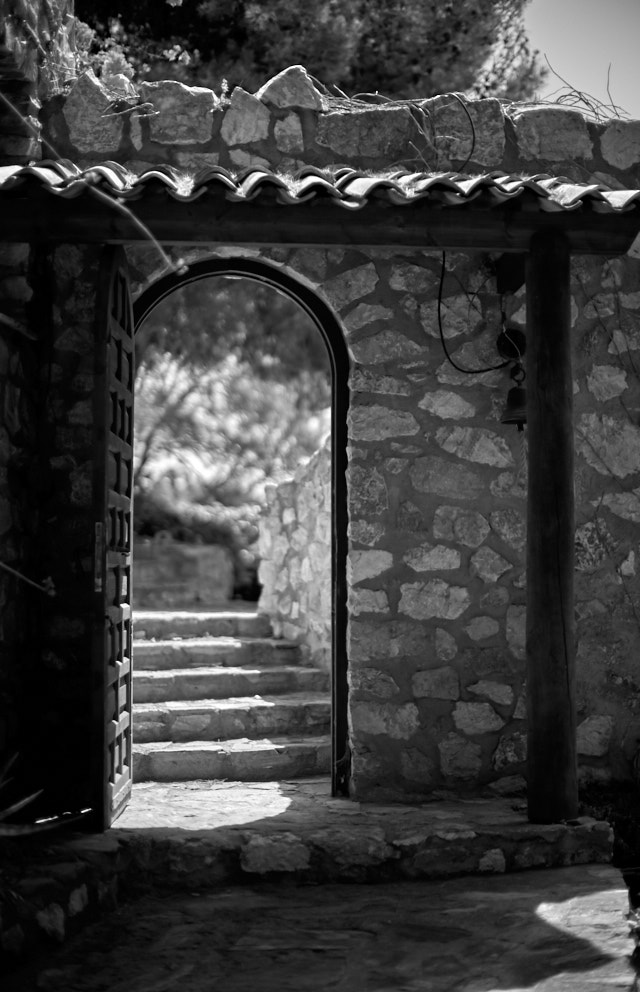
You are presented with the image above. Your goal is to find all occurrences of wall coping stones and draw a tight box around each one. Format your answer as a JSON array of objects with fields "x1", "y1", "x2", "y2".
[
  {"x1": 220, "y1": 86, "x2": 271, "y2": 145},
  {"x1": 601, "y1": 119, "x2": 640, "y2": 170},
  {"x1": 139, "y1": 79, "x2": 218, "y2": 145},
  {"x1": 420, "y1": 94, "x2": 505, "y2": 169},
  {"x1": 63, "y1": 70, "x2": 123, "y2": 155},
  {"x1": 255, "y1": 65, "x2": 327, "y2": 110},
  {"x1": 316, "y1": 105, "x2": 424, "y2": 161},
  {"x1": 511, "y1": 106, "x2": 593, "y2": 162}
]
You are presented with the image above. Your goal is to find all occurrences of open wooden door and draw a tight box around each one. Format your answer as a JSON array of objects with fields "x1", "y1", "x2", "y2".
[{"x1": 93, "y1": 246, "x2": 135, "y2": 829}]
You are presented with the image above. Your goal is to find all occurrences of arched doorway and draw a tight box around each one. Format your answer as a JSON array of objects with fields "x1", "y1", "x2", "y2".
[{"x1": 133, "y1": 257, "x2": 350, "y2": 796}]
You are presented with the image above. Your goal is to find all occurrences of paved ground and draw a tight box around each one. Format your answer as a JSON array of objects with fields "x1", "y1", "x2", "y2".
[
  {"x1": 9, "y1": 864, "x2": 636, "y2": 992},
  {"x1": 109, "y1": 778, "x2": 612, "y2": 887}
]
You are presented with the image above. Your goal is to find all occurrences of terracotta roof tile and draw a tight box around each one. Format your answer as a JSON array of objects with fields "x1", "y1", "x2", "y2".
[{"x1": 0, "y1": 160, "x2": 639, "y2": 214}]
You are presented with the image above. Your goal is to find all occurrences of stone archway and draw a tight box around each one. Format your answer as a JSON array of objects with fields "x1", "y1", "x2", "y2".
[{"x1": 132, "y1": 255, "x2": 351, "y2": 795}]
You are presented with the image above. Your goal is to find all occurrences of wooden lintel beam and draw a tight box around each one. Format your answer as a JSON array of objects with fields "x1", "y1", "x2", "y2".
[
  {"x1": 0, "y1": 195, "x2": 638, "y2": 254},
  {"x1": 525, "y1": 229, "x2": 578, "y2": 824}
]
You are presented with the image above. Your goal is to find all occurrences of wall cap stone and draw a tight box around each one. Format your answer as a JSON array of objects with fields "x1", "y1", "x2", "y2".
[
  {"x1": 255, "y1": 65, "x2": 327, "y2": 110},
  {"x1": 139, "y1": 79, "x2": 218, "y2": 145},
  {"x1": 511, "y1": 106, "x2": 593, "y2": 162}
]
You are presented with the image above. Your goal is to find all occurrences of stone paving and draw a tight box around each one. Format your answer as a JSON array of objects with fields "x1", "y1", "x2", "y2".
[
  {"x1": 9, "y1": 865, "x2": 636, "y2": 991},
  {"x1": 111, "y1": 778, "x2": 613, "y2": 888}
]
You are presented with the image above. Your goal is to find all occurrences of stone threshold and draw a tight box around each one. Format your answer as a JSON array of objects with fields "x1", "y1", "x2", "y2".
[
  {"x1": 112, "y1": 777, "x2": 612, "y2": 889},
  {"x1": 1, "y1": 778, "x2": 613, "y2": 971}
]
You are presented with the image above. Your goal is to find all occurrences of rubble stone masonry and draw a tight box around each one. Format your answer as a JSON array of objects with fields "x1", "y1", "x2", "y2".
[{"x1": 2, "y1": 51, "x2": 640, "y2": 800}]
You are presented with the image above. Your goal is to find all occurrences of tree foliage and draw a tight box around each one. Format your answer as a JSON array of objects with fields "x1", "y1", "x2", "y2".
[
  {"x1": 136, "y1": 275, "x2": 330, "y2": 388},
  {"x1": 75, "y1": 0, "x2": 544, "y2": 101},
  {"x1": 134, "y1": 277, "x2": 331, "y2": 553}
]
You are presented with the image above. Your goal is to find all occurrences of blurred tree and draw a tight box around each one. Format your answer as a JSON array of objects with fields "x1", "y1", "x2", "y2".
[
  {"x1": 135, "y1": 275, "x2": 329, "y2": 393},
  {"x1": 75, "y1": 0, "x2": 544, "y2": 101},
  {"x1": 133, "y1": 277, "x2": 331, "y2": 555}
]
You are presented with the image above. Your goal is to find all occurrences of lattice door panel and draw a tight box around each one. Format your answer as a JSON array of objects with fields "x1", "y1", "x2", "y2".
[{"x1": 94, "y1": 247, "x2": 134, "y2": 828}]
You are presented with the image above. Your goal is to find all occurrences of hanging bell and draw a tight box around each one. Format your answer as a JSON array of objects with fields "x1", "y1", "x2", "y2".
[
  {"x1": 501, "y1": 385, "x2": 527, "y2": 431},
  {"x1": 501, "y1": 362, "x2": 527, "y2": 431}
]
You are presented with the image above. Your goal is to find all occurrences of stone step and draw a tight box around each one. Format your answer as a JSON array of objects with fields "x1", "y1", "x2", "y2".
[
  {"x1": 134, "y1": 693, "x2": 331, "y2": 743},
  {"x1": 133, "y1": 609, "x2": 272, "y2": 641},
  {"x1": 133, "y1": 665, "x2": 330, "y2": 704},
  {"x1": 132, "y1": 735, "x2": 331, "y2": 782},
  {"x1": 134, "y1": 637, "x2": 300, "y2": 671}
]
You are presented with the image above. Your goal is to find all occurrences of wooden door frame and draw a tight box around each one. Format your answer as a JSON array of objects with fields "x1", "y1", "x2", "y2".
[{"x1": 132, "y1": 256, "x2": 351, "y2": 796}]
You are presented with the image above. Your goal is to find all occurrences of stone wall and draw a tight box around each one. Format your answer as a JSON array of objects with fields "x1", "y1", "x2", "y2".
[
  {"x1": 0, "y1": 2, "x2": 78, "y2": 800},
  {"x1": 133, "y1": 535, "x2": 234, "y2": 608},
  {"x1": 10, "y1": 61, "x2": 640, "y2": 801},
  {"x1": 258, "y1": 440, "x2": 331, "y2": 670}
]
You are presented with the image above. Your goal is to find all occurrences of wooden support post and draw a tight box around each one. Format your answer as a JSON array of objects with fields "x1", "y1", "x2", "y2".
[{"x1": 525, "y1": 230, "x2": 578, "y2": 824}]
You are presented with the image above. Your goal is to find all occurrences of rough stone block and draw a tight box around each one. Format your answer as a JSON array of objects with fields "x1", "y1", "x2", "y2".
[
  {"x1": 317, "y1": 105, "x2": 423, "y2": 160},
  {"x1": 577, "y1": 715, "x2": 614, "y2": 756},
  {"x1": 35, "y1": 903, "x2": 65, "y2": 942},
  {"x1": 350, "y1": 330, "x2": 427, "y2": 366},
  {"x1": 464, "y1": 617, "x2": 500, "y2": 642},
  {"x1": 478, "y1": 848, "x2": 506, "y2": 873},
  {"x1": 453, "y1": 701, "x2": 504, "y2": 735},
  {"x1": 274, "y1": 114, "x2": 304, "y2": 153},
  {"x1": 389, "y1": 263, "x2": 438, "y2": 294},
  {"x1": 436, "y1": 426, "x2": 514, "y2": 468},
  {"x1": 64, "y1": 70, "x2": 123, "y2": 154},
  {"x1": 470, "y1": 547, "x2": 512, "y2": 582},
  {"x1": 348, "y1": 404, "x2": 419, "y2": 441},
  {"x1": 506, "y1": 606, "x2": 526, "y2": 661},
  {"x1": 348, "y1": 465, "x2": 388, "y2": 515},
  {"x1": 343, "y1": 303, "x2": 393, "y2": 332},
  {"x1": 420, "y1": 295, "x2": 482, "y2": 339},
  {"x1": 348, "y1": 519, "x2": 385, "y2": 545},
  {"x1": 348, "y1": 587, "x2": 389, "y2": 615},
  {"x1": 409, "y1": 457, "x2": 484, "y2": 500},
  {"x1": 490, "y1": 509, "x2": 526, "y2": 551},
  {"x1": 140, "y1": 80, "x2": 217, "y2": 144},
  {"x1": 480, "y1": 587, "x2": 510, "y2": 610},
  {"x1": 577, "y1": 413, "x2": 640, "y2": 477},
  {"x1": 240, "y1": 833, "x2": 310, "y2": 873},
  {"x1": 400, "y1": 748, "x2": 436, "y2": 785},
  {"x1": 256, "y1": 65, "x2": 326, "y2": 110},
  {"x1": 399, "y1": 579, "x2": 470, "y2": 620},
  {"x1": 220, "y1": 87, "x2": 271, "y2": 145},
  {"x1": 350, "y1": 668, "x2": 399, "y2": 699},
  {"x1": 422, "y1": 95, "x2": 506, "y2": 167},
  {"x1": 433, "y1": 505, "x2": 490, "y2": 548},
  {"x1": 468, "y1": 680, "x2": 513, "y2": 707},
  {"x1": 512, "y1": 107, "x2": 593, "y2": 161},
  {"x1": 347, "y1": 549, "x2": 393, "y2": 583},
  {"x1": 435, "y1": 628, "x2": 457, "y2": 661},
  {"x1": 418, "y1": 390, "x2": 476, "y2": 419},
  {"x1": 601, "y1": 120, "x2": 640, "y2": 169},
  {"x1": 600, "y1": 490, "x2": 640, "y2": 523},
  {"x1": 438, "y1": 732, "x2": 482, "y2": 779},
  {"x1": 412, "y1": 666, "x2": 459, "y2": 700},
  {"x1": 322, "y1": 263, "x2": 378, "y2": 311},
  {"x1": 492, "y1": 732, "x2": 527, "y2": 770},
  {"x1": 403, "y1": 543, "x2": 461, "y2": 572},
  {"x1": 348, "y1": 619, "x2": 433, "y2": 662},
  {"x1": 350, "y1": 700, "x2": 419, "y2": 739}
]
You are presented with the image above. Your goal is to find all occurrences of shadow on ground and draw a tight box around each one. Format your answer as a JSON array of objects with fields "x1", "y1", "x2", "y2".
[{"x1": 8, "y1": 864, "x2": 634, "y2": 992}]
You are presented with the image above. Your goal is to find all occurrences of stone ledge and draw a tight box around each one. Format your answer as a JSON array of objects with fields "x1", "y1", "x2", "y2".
[{"x1": 112, "y1": 779, "x2": 612, "y2": 889}]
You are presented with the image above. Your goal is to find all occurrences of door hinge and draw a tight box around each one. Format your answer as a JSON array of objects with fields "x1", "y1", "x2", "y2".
[{"x1": 94, "y1": 521, "x2": 104, "y2": 592}]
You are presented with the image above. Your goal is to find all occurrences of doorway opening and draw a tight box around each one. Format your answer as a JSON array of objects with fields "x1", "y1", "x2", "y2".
[{"x1": 132, "y1": 257, "x2": 350, "y2": 797}]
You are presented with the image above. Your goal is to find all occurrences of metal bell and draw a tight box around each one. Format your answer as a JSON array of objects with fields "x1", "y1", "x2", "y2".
[{"x1": 500, "y1": 385, "x2": 527, "y2": 431}]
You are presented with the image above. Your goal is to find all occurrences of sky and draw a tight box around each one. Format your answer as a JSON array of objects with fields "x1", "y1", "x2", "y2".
[{"x1": 525, "y1": 0, "x2": 640, "y2": 120}]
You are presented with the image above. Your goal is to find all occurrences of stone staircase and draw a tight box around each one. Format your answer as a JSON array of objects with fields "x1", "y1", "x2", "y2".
[{"x1": 131, "y1": 609, "x2": 331, "y2": 783}]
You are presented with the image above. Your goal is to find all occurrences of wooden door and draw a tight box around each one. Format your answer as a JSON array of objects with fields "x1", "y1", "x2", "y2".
[{"x1": 93, "y1": 246, "x2": 135, "y2": 828}]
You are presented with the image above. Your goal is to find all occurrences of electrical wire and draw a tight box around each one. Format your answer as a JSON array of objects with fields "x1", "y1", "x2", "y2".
[{"x1": 436, "y1": 251, "x2": 510, "y2": 375}]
